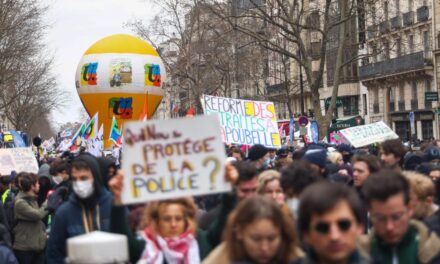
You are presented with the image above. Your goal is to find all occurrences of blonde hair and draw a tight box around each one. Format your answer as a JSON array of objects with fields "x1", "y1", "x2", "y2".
[
  {"x1": 403, "y1": 171, "x2": 435, "y2": 200},
  {"x1": 139, "y1": 197, "x2": 198, "y2": 236},
  {"x1": 257, "y1": 170, "x2": 281, "y2": 194},
  {"x1": 328, "y1": 151, "x2": 343, "y2": 165}
]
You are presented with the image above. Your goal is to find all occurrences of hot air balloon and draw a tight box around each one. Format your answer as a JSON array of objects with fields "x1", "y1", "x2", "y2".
[{"x1": 75, "y1": 34, "x2": 166, "y2": 148}]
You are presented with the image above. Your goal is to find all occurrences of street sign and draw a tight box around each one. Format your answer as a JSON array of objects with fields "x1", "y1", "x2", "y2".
[
  {"x1": 298, "y1": 116, "x2": 309, "y2": 126},
  {"x1": 425, "y1": 91, "x2": 439, "y2": 102}
]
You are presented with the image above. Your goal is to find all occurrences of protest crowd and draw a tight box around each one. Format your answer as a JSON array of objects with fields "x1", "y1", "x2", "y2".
[{"x1": 2, "y1": 132, "x2": 440, "y2": 264}]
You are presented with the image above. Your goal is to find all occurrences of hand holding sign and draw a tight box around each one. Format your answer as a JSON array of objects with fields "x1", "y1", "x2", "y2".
[{"x1": 121, "y1": 115, "x2": 231, "y2": 204}]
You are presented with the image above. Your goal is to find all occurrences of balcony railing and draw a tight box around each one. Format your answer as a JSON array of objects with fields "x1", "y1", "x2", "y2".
[
  {"x1": 411, "y1": 99, "x2": 418, "y2": 110},
  {"x1": 391, "y1": 15, "x2": 402, "y2": 30},
  {"x1": 398, "y1": 101, "x2": 405, "y2": 111},
  {"x1": 417, "y1": 6, "x2": 429, "y2": 22},
  {"x1": 403, "y1": 11, "x2": 414, "y2": 26},
  {"x1": 379, "y1": 21, "x2": 391, "y2": 34},
  {"x1": 373, "y1": 103, "x2": 380, "y2": 114},
  {"x1": 359, "y1": 51, "x2": 432, "y2": 80}
]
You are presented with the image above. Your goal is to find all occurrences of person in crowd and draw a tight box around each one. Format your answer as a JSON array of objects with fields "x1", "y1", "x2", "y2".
[
  {"x1": 0, "y1": 224, "x2": 18, "y2": 264},
  {"x1": 97, "y1": 157, "x2": 117, "y2": 189},
  {"x1": 203, "y1": 196, "x2": 303, "y2": 264},
  {"x1": 302, "y1": 147, "x2": 327, "y2": 177},
  {"x1": 257, "y1": 170, "x2": 285, "y2": 206},
  {"x1": 338, "y1": 143, "x2": 354, "y2": 165},
  {"x1": 295, "y1": 181, "x2": 370, "y2": 264},
  {"x1": 360, "y1": 169, "x2": 440, "y2": 264},
  {"x1": 379, "y1": 139, "x2": 405, "y2": 171},
  {"x1": 46, "y1": 154, "x2": 113, "y2": 264},
  {"x1": 13, "y1": 173, "x2": 48, "y2": 264},
  {"x1": 230, "y1": 147, "x2": 244, "y2": 161},
  {"x1": 328, "y1": 151, "x2": 344, "y2": 167},
  {"x1": 247, "y1": 144, "x2": 269, "y2": 171},
  {"x1": 403, "y1": 171, "x2": 438, "y2": 221},
  {"x1": 37, "y1": 164, "x2": 53, "y2": 207},
  {"x1": 280, "y1": 160, "x2": 322, "y2": 219},
  {"x1": 265, "y1": 148, "x2": 277, "y2": 169},
  {"x1": 352, "y1": 154, "x2": 381, "y2": 232},
  {"x1": 49, "y1": 158, "x2": 71, "y2": 190},
  {"x1": 327, "y1": 151, "x2": 353, "y2": 184},
  {"x1": 198, "y1": 161, "x2": 258, "y2": 230}
]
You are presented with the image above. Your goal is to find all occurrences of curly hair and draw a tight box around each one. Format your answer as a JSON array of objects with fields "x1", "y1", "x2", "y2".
[{"x1": 138, "y1": 197, "x2": 198, "y2": 236}]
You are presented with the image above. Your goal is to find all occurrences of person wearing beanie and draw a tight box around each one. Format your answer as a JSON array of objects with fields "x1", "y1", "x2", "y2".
[
  {"x1": 247, "y1": 144, "x2": 269, "y2": 171},
  {"x1": 46, "y1": 154, "x2": 112, "y2": 264},
  {"x1": 303, "y1": 148, "x2": 327, "y2": 177}
]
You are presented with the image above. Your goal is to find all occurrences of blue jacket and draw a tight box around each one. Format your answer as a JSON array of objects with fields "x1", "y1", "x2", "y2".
[{"x1": 46, "y1": 190, "x2": 112, "y2": 264}]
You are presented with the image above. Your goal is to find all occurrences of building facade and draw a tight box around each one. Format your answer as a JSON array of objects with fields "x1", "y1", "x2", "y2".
[{"x1": 360, "y1": 0, "x2": 436, "y2": 141}]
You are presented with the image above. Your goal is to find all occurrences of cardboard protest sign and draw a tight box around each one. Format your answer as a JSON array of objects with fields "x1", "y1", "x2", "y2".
[
  {"x1": 121, "y1": 115, "x2": 230, "y2": 204},
  {"x1": 202, "y1": 95, "x2": 281, "y2": 148},
  {"x1": 339, "y1": 121, "x2": 398, "y2": 148},
  {"x1": 0, "y1": 148, "x2": 38, "y2": 176}
]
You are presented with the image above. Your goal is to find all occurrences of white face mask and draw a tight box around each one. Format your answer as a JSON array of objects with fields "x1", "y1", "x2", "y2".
[
  {"x1": 73, "y1": 180, "x2": 94, "y2": 199},
  {"x1": 52, "y1": 175, "x2": 63, "y2": 185}
]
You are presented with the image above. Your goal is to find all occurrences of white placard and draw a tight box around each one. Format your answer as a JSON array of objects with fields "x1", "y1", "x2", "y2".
[
  {"x1": 0, "y1": 148, "x2": 39, "y2": 176},
  {"x1": 339, "y1": 121, "x2": 399, "y2": 148},
  {"x1": 121, "y1": 115, "x2": 230, "y2": 204}
]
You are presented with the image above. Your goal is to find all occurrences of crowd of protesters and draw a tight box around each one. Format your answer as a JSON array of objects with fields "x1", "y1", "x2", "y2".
[{"x1": 0, "y1": 138, "x2": 440, "y2": 263}]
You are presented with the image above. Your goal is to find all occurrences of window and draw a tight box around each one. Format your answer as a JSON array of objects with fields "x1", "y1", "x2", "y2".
[
  {"x1": 426, "y1": 79, "x2": 432, "y2": 91},
  {"x1": 422, "y1": 120, "x2": 433, "y2": 140},
  {"x1": 409, "y1": 35, "x2": 414, "y2": 53},
  {"x1": 395, "y1": 0, "x2": 400, "y2": 15},
  {"x1": 396, "y1": 38, "x2": 401, "y2": 57},
  {"x1": 423, "y1": 31, "x2": 430, "y2": 53},
  {"x1": 374, "y1": 88, "x2": 379, "y2": 103},
  {"x1": 342, "y1": 96, "x2": 359, "y2": 116},
  {"x1": 372, "y1": 45, "x2": 378, "y2": 62},
  {"x1": 384, "y1": 1, "x2": 389, "y2": 21},
  {"x1": 384, "y1": 42, "x2": 390, "y2": 60},
  {"x1": 395, "y1": 121, "x2": 410, "y2": 142},
  {"x1": 412, "y1": 81, "x2": 417, "y2": 98}
]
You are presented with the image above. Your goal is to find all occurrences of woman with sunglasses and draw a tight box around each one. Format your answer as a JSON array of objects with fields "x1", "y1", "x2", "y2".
[{"x1": 203, "y1": 196, "x2": 303, "y2": 264}]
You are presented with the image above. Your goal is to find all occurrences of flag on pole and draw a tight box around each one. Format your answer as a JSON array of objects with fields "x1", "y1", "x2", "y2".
[
  {"x1": 69, "y1": 119, "x2": 88, "y2": 152},
  {"x1": 186, "y1": 106, "x2": 195, "y2": 117},
  {"x1": 109, "y1": 116, "x2": 121, "y2": 145},
  {"x1": 84, "y1": 113, "x2": 99, "y2": 140}
]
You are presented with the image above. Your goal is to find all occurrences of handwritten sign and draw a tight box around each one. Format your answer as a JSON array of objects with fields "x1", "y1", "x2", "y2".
[
  {"x1": 339, "y1": 121, "x2": 398, "y2": 148},
  {"x1": 0, "y1": 148, "x2": 38, "y2": 176},
  {"x1": 121, "y1": 115, "x2": 230, "y2": 204},
  {"x1": 202, "y1": 95, "x2": 281, "y2": 148}
]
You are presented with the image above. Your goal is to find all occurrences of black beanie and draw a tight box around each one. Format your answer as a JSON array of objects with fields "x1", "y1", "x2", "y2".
[{"x1": 248, "y1": 144, "x2": 269, "y2": 161}]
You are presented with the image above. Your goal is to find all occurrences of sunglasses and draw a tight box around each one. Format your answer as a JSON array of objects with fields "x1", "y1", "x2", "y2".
[{"x1": 314, "y1": 219, "x2": 352, "y2": 234}]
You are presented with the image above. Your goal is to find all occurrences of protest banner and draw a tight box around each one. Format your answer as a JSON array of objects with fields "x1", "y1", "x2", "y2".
[
  {"x1": 0, "y1": 148, "x2": 38, "y2": 176},
  {"x1": 121, "y1": 115, "x2": 230, "y2": 204},
  {"x1": 202, "y1": 95, "x2": 281, "y2": 148},
  {"x1": 339, "y1": 121, "x2": 398, "y2": 148}
]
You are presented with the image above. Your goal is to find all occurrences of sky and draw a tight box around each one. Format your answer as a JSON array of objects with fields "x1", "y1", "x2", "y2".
[{"x1": 44, "y1": 0, "x2": 157, "y2": 129}]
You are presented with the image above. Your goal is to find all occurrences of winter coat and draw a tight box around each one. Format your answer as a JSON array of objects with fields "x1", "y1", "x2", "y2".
[
  {"x1": 110, "y1": 205, "x2": 212, "y2": 264},
  {"x1": 12, "y1": 192, "x2": 48, "y2": 252},
  {"x1": 46, "y1": 153, "x2": 113, "y2": 264},
  {"x1": 0, "y1": 242, "x2": 18, "y2": 264},
  {"x1": 46, "y1": 190, "x2": 113, "y2": 264},
  {"x1": 425, "y1": 209, "x2": 440, "y2": 236},
  {"x1": 358, "y1": 220, "x2": 440, "y2": 264}
]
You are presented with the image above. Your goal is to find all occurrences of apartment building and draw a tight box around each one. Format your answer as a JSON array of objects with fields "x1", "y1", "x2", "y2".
[{"x1": 359, "y1": 0, "x2": 435, "y2": 141}]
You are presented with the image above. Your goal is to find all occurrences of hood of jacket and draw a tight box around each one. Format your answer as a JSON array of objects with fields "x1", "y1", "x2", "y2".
[
  {"x1": 97, "y1": 157, "x2": 116, "y2": 188},
  {"x1": 358, "y1": 220, "x2": 440, "y2": 263},
  {"x1": 37, "y1": 164, "x2": 52, "y2": 183}
]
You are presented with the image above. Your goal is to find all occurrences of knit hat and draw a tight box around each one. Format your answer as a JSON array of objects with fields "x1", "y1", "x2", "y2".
[
  {"x1": 303, "y1": 148, "x2": 327, "y2": 168},
  {"x1": 337, "y1": 143, "x2": 352, "y2": 154},
  {"x1": 248, "y1": 144, "x2": 269, "y2": 161}
]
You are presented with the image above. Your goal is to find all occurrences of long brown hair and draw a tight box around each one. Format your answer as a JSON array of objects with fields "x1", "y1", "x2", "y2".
[
  {"x1": 139, "y1": 197, "x2": 198, "y2": 236},
  {"x1": 224, "y1": 196, "x2": 300, "y2": 263}
]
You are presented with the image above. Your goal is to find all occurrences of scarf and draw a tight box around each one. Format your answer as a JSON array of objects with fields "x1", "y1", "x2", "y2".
[
  {"x1": 371, "y1": 226, "x2": 418, "y2": 264},
  {"x1": 138, "y1": 227, "x2": 200, "y2": 264}
]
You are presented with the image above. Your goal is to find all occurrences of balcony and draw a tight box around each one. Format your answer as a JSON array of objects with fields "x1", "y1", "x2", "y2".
[
  {"x1": 373, "y1": 103, "x2": 380, "y2": 114},
  {"x1": 367, "y1": 25, "x2": 378, "y2": 38},
  {"x1": 379, "y1": 21, "x2": 391, "y2": 34},
  {"x1": 398, "y1": 101, "x2": 405, "y2": 111},
  {"x1": 391, "y1": 16, "x2": 402, "y2": 30},
  {"x1": 411, "y1": 99, "x2": 418, "y2": 110},
  {"x1": 359, "y1": 51, "x2": 432, "y2": 80},
  {"x1": 417, "y1": 6, "x2": 429, "y2": 23},
  {"x1": 403, "y1": 11, "x2": 414, "y2": 26}
]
